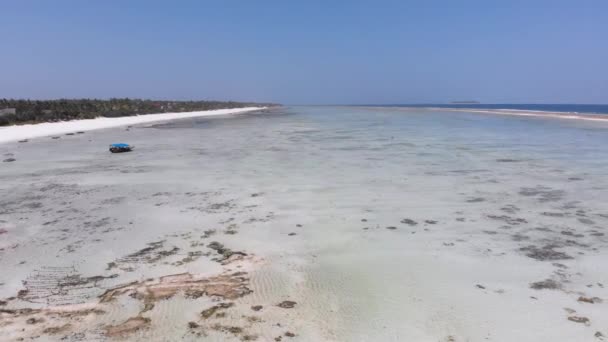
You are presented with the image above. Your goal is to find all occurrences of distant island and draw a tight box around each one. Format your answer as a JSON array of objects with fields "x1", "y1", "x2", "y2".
[
  {"x1": 450, "y1": 101, "x2": 480, "y2": 104},
  {"x1": 0, "y1": 98, "x2": 279, "y2": 126}
]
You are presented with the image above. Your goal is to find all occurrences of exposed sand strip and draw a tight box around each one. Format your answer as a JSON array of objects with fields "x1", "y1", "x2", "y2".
[{"x1": 418, "y1": 107, "x2": 608, "y2": 122}]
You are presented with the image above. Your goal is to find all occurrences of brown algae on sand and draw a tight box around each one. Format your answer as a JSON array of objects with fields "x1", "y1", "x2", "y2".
[
  {"x1": 1, "y1": 265, "x2": 255, "y2": 339},
  {"x1": 105, "y1": 316, "x2": 151, "y2": 337},
  {"x1": 99, "y1": 271, "x2": 252, "y2": 304}
]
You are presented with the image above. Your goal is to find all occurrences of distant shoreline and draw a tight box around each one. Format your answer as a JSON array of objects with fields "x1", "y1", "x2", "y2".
[{"x1": 0, "y1": 107, "x2": 265, "y2": 144}]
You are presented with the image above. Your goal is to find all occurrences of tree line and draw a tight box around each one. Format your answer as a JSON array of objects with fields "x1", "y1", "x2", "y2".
[{"x1": 0, "y1": 98, "x2": 278, "y2": 126}]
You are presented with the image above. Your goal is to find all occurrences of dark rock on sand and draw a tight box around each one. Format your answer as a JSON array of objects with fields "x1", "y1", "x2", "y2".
[
  {"x1": 487, "y1": 215, "x2": 527, "y2": 225},
  {"x1": 476, "y1": 284, "x2": 486, "y2": 289},
  {"x1": 26, "y1": 317, "x2": 44, "y2": 324},
  {"x1": 208, "y1": 241, "x2": 224, "y2": 250},
  {"x1": 501, "y1": 205, "x2": 520, "y2": 214},
  {"x1": 541, "y1": 212, "x2": 566, "y2": 217},
  {"x1": 285, "y1": 331, "x2": 296, "y2": 337},
  {"x1": 530, "y1": 279, "x2": 562, "y2": 290},
  {"x1": 567, "y1": 316, "x2": 590, "y2": 325},
  {"x1": 3, "y1": 158, "x2": 16, "y2": 162},
  {"x1": 520, "y1": 245, "x2": 573, "y2": 261},
  {"x1": 201, "y1": 302, "x2": 234, "y2": 319},
  {"x1": 277, "y1": 300, "x2": 297, "y2": 309},
  {"x1": 511, "y1": 233, "x2": 530, "y2": 241},
  {"x1": 561, "y1": 230, "x2": 584, "y2": 238},
  {"x1": 202, "y1": 229, "x2": 217, "y2": 238},
  {"x1": 207, "y1": 241, "x2": 247, "y2": 262},
  {"x1": 225, "y1": 326, "x2": 243, "y2": 334},
  {"x1": 386, "y1": 226, "x2": 397, "y2": 230},
  {"x1": 578, "y1": 296, "x2": 602, "y2": 304},
  {"x1": 578, "y1": 218, "x2": 595, "y2": 225},
  {"x1": 400, "y1": 218, "x2": 417, "y2": 226},
  {"x1": 288, "y1": 232, "x2": 297, "y2": 236},
  {"x1": 251, "y1": 305, "x2": 263, "y2": 311},
  {"x1": 519, "y1": 186, "x2": 564, "y2": 202}
]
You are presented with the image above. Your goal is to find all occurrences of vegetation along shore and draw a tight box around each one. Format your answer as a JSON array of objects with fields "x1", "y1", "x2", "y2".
[{"x1": 0, "y1": 98, "x2": 279, "y2": 126}]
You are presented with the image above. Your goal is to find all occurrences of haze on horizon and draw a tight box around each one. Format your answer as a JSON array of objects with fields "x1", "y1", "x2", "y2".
[{"x1": 1, "y1": 0, "x2": 607, "y2": 105}]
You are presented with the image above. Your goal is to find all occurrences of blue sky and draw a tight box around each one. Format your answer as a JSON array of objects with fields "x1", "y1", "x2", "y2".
[{"x1": 1, "y1": 0, "x2": 607, "y2": 104}]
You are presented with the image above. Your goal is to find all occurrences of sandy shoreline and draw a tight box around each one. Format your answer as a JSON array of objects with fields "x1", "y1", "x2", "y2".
[
  {"x1": 3, "y1": 106, "x2": 606, "y2": 146},
  {"x1": 0, "y1": 107, "x2": 264, "y2": 144}
]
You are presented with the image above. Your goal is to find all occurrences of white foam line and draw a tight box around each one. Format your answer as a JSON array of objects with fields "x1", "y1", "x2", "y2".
[{"x1": 0, "y1": 107, "x2": 264, "y2": 144}]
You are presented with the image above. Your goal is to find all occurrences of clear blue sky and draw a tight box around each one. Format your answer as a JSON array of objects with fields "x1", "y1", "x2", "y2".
[{"x1": 1, "y1": 0, "x2": 606, "y2": 104}]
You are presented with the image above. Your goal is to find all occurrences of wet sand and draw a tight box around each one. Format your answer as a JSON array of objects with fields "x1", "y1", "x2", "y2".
[{"x1": 1, "y1": 106, "x2": 608, "y2": 341}]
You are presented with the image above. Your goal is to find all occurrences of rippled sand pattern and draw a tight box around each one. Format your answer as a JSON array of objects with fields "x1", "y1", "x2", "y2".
[{"x1": 1, "y1": 107, "x2": 608, "y2": 341}]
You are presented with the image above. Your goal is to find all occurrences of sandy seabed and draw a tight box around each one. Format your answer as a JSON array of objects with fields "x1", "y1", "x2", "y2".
[{"x1": 1, "y1": 106, "x2": 608, "y2": 341}]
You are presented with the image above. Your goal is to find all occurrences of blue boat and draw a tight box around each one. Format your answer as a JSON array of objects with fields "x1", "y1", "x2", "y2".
[{"x1": 109, "y1": 143, "x2": 133, "y2": 153}]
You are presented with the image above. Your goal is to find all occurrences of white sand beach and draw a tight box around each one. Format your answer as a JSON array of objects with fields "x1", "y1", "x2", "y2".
[
  {"x1": 0, "y1": 107, "x2": 264, "y2": 144},
  {"x1": 1, "y1": 106, "x2": 607, "y2": 341}
]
